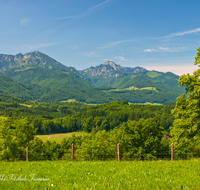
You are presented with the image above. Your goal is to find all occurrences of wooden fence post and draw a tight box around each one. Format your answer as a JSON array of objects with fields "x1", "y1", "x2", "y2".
[
  {"x1": 72, "y1": 144, "x2": 74, "y2": 161},
  {"x1": 26, "y1": 146, "x2": 28, "y2": 162},
  {"x1": 171, "y1": 143, "x2": 173, "y2": 161},
  {"x1": 117, "y1": 143, "x2": 120, "y2": 161}
]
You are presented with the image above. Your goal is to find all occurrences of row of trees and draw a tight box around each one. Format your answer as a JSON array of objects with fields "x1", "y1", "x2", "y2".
[{"x1": 0, "y1": 117, "x2": 168, "y2": 161}]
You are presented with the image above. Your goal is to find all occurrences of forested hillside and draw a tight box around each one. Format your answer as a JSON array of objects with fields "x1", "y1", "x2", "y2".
[
  {"x1": 12, "y1": 67, "x2": 93, "y2": 89},
  {"x1": 34, "y1": 101, "x2": 173, "y2": 134},
  {"x1": 0, "y1": 51, "x2": 185, "y2": 104},
  {"x1": 0, "y1": 75, "x2": 112, "y2": 103},
  {"x1": 92, "y1": 71, "x2": 183, "y2": 90},
  {"x1": 0, "y1": 72, "x2": 181, "y2": 103},
  {"x1": 0, "y1": 94, "x2": 174, "y2": 135},
  {"x1": 0, "y1": 94, "x2": 89, "y2": 118}
]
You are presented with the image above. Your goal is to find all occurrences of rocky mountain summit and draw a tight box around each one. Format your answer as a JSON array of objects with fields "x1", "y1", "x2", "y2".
[
  {"x1": 79, "y1": 60, "x2": 147, "y2": 79},
  {"x1": 0, "y1": 51, "x2": 78, "y2": 76},
  {"x1": 0, "y1": 51, "x2": 147, "y2": 79}
]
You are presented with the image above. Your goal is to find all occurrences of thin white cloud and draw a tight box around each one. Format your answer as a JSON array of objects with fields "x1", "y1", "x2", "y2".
[
  {"x1": 144, "y1": 48, "x2": 157, "y2": 52},
  {"x1": 159, "y1": 47, "x2": 169, "y2": 51},
  {"x1": 55, "y1": 0, "x2": 112, "y2": 20},
  {"x1": 144, "y1": 46, "x2": 186, "y2": 53},
  {"x1": 87, "y1": 0, "x2": 111, "y2": 11},
  {"x1": 159, "y1": 46, "x2": 186, "y2": 52},
  {"x1": 82, "y1": 51, "x2": 101, "y2": 57},
  {"x1": 165, "y1": 28, "x2": 200, "y2": 38},
  {"x1": 20, "y1": 18, "x2": 30, "y2": 26},
  {"x1": 103, "y1": 58, "x2": 113, "y2": 62},
  {"x1": 22, "y1": 43, "x2": 57, "y2": 50},
  {"x1": 114, "y1": 56, "x2": 129, "y2": 61},
  {"x1": 97, "y1": 39, "x2": 134, "y2": 49},
  {"x1": 54, "y1": 16, "x2": 77, "y2": 20}
]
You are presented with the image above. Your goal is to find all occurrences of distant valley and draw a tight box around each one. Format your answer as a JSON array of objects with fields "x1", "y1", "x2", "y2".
[{"x1": 0, "y1": 51, "x2": 184, "y2": 104}]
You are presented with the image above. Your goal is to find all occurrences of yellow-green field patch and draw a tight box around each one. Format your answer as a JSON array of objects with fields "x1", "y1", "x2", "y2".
[
  {"x1": 61, "y1": 99, "x2": 78, "y2": 103},
  {"x1": 36, "y1": 132, "x2": 88, "y2": 142},
  {"x1": 106, "y1": 85, "x2": 158, "y2": 92},
  {"x1": 19, "y1": 104, "x2": 32, "y2": 107},
  {"x1": 0, "y1": 116, "x2": 6, "y2": 120},
  {"x1": 139, "y1": 87, "x2": 158, "y2": 91},
  {"x1": 129, "y1": 102, "x2": 162, "y2": 105}
]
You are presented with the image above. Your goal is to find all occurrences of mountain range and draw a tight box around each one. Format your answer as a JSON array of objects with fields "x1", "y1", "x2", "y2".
[{"x1": 0, "y1": 51, "x2": 184, "y2": 104}]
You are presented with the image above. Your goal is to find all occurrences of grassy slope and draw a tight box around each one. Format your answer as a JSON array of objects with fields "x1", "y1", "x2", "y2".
[
  {"x1": 0, "y1": 74, "x2": 59, "y2": 101},
  {"x1": 0, "y1": 74, "x2": 179, "y2": 103},
  {"x1": 0, "y1": 68, "x2": 184, "y2": 104},
  {"x1": 12, "y1": 67, "x2": 93, "y2": 89},
  {"x1": 92, "y1": 71, "x2": 184, "y2": 93},
  {"x1": 0, "y1": 75, "x2": 112, "y2": 103},
  {"x1": 0, "y1": 160, "x2": 200, "y2": 189}
]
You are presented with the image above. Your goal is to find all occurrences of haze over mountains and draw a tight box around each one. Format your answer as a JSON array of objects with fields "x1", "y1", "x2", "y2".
[{"x1": 0, "y1": 51, "x2": 184, "y2": 104}]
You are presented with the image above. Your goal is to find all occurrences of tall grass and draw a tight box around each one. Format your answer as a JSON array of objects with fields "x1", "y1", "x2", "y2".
[{"x1": 0, "y1": 160, "x2": 200, "y2": 189}]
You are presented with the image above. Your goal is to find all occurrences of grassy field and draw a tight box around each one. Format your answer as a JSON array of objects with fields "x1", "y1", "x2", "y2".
[
  {"x1": 106, "y1": 85, "x2": 158, "y2": 92},
  {"x1": 36, "y1": 132, "x2": 88, "y2": 142},
  {"x1": 128, "y1": 102, "x2": 162, "y2": 105},
  {"x1": 61, "y1": 99, "x2": 97, "y2": 106},
  {"x1": 61, "y1": 99, "x2": 79, "y2": 103},
  {"x1": 139, "y1": 87, "x2": 158, "y2": 92},
  {"x1": 0, "y1": 116, "x2": 6, "y2": 120},
  {"x1": 0, "y1": 160, "x2": 200, "y2": 189},
  {"x1": 19, "y1": 104, "x2": 32, "y2": 108}
]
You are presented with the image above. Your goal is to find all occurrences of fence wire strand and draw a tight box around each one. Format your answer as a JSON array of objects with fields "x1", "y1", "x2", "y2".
[{"x1": 1, "y1": 145, "x2": 200, "y2": 161}]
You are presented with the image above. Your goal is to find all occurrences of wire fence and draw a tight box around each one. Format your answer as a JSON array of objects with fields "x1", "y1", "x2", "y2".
[{"x1": 1, "y1": 143, "x2": 200, "y2": 161}]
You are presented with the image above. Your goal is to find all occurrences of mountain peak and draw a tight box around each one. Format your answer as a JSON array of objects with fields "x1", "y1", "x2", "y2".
[
  {"x1": 103, "y1": 60, "x2": 121, "y2": 70},
  {"x1": 0, "y1": 51, "x2": 79, "y2": 75},
  {"x1": 103, "y1": 60, "x2": 119, "y2": 66}
]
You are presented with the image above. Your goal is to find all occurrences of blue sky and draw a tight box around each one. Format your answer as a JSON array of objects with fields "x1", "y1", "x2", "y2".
[{"x1": 1, "y1": 0, "x2": 200, "y2": 75}]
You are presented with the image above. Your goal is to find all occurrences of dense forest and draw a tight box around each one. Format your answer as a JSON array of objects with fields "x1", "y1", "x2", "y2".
[
  {"x1": 34, "y1": 101, "x2": 174, "y2": 134},
  {"x1": 0, "y1": 94, "x2": 89, "y2": 118},
  {"x1": 0, "y1": 94, "x2": 174, "y2": 134}
]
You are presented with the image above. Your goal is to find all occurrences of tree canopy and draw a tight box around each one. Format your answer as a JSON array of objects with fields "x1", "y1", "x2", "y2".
[{"x1": 170, "y1": 47, "x2": 200, "y2": 151}]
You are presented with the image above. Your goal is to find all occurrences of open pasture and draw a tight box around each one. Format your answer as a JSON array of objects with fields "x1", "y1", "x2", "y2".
[
  {"x1": 19, "y1": 103, "x2": 32, "y2": 108},
  {"x1": 36, "y1": 132, "x2": 87, "y2": 142},
  {"x1": 0, "y1": 160, "x2": 200, "y2": 189}
]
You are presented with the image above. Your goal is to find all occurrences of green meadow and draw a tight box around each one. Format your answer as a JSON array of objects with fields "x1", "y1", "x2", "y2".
[
  {"x1": 0, "y1": 160, "x2": 200, "y2": 189},
  {"x1": 36, "y1": 132, "x2": 88, "y2": 143}
]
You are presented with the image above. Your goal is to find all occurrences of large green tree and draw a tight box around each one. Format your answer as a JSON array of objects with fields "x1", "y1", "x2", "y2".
[
  {"x1": 0, "y1": 117, "x2": 36, "y2": 161},
  {"x1": 170, "y1": 47, "x2": 200, "y2": 151}
]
